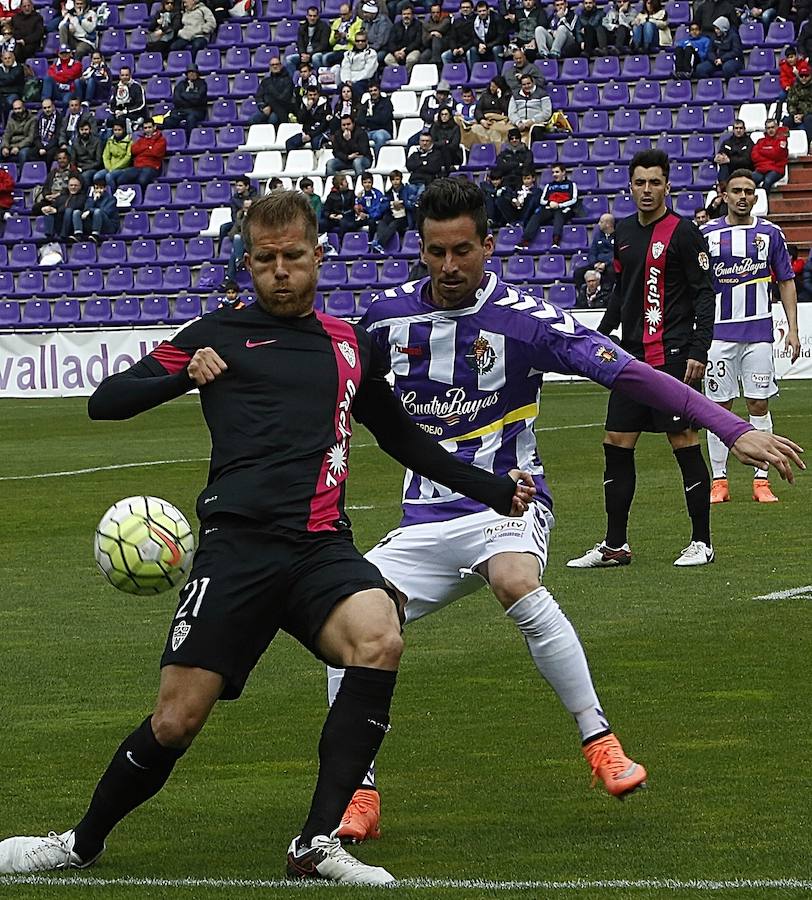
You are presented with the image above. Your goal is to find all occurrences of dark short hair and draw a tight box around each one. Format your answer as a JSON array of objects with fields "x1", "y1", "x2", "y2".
[
  {"x1": 243, "y1": 190, "x2": 318, "y2": 254},
  {"x1": 361, "y1": 172, "x2": 373, "y2": 181},
  {"x1": 299, "y1": 177, "x2": 314, "y2": 189},
  {"x1": 142, "y1": 117, "x2": 155, "y2": 127},
  {"x1": 389, "y1": 169, "x2": 402, "y2": 177},
  {"x1": 111, "y1": 118, "x2": 127, "y2": 130},
  {"x1": 417, "y1": 176, "x2": 489, "y2": 241},
  {"x1": 629, "y1": 148, "x2": 669, "y2": 180},
  {"x1": 223, "y1": 279, "x2": 239, "y2": 291},
  {"x1": 341, "y1": 114, "x2": 353, "y2": 122},
  {"x1": 236, "y1": 175, "x2": 251, "y2": 186},
  {"x1": 726, "y1": 168, "x2": 756, "y2": 185},
  {"x1": 733, "y1": 118, "x2": 745, "y2": 127}
]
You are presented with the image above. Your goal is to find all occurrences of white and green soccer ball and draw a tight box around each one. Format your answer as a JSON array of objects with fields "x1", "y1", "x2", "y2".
[{"x1": 94, "y1": 496, "x2": 195, "y2": 595}]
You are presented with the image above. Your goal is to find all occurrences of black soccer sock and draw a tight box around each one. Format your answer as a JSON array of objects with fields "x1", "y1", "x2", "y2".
[
  {"x1": 603, "y1": 443, "x2": 636, "y2": 548},
  {"x1": 300, "y1": 666, "x2": 396, "y2": 846},
  {"x1": 674, "y1": 444, "x2": 712, "y2": 546},
  {"x1": 72, "y1": 716, "x2": 186, "y2": 861}
]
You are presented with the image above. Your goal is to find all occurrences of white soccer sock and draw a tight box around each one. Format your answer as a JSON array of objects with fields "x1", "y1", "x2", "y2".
[
  {"x1": 506, "y1": 587, "x2": 609, "y2": 742},
  {"x1": 706, "y1": 429, "x2": 729, "y2": 480},
  {"x1": 327, "y1": 665, "x2": 376, "y2": 789},
  {"x1": 749, "y1": 412, "x2": 773, "y2": 479}
]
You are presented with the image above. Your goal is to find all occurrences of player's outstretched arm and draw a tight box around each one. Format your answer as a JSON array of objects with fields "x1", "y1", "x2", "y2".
[
  {"x1": 88, "y1": 358, "x2": 196, "y2": 420},
  {"x1": 729, "y1": 431, "x2": 805, "y2": 484}
]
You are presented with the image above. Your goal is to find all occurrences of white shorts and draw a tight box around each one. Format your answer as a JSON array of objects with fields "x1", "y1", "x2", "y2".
[
  {"x1": 365, "y1": 502, "x2": 553, "y2": 624},
  {"x1": 704, "y1": 340, "x2": 778, "y2": 402}
]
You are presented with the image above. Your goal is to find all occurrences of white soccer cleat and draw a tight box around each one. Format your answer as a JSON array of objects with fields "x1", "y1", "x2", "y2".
[
  {"x1": 673, "y1": 540, "x2": 715, "y2": 567},
  {"x1": 566, "y1": 542, "x2": 632, "y2": 568},
  {"x1": 286, "y1": 832, "x2": 395, "y2": 885},
  {"x1": 0, "y1": 830, "x2": 102, "y2": 874}
]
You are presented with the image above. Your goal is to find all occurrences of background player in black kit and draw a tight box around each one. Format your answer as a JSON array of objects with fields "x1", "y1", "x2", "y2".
[
  {"x1": 568, "y1": 150, "x2": 718, "y2": 570},
  {"x1": 0, "y1": 191, "x2": 534, "y2": 886}
]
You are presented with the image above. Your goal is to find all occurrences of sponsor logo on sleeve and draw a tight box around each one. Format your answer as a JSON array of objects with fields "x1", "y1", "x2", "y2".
[
  {"x1": 596, "y1": 345, "x2": 618, "y2": 363},
  {"x1": 698, "y1": 251, "x2": 710, "y2": 270}
]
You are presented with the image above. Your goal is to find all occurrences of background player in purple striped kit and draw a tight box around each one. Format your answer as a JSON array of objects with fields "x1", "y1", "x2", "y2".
[
  {"x1": 700, "y1": 169, "x2": 801, "y2": 504},
  {"x1": 568, "y1": 150, "x2": 719, "y2": 570},
  {"x1": 327, "y1": 178, "x2": 804, "y2": 844}
]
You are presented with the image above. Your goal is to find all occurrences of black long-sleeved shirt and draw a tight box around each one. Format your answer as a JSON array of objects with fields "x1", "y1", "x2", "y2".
[{"x1": 88, "y1": 305, "x2": 518, "y2": 532}]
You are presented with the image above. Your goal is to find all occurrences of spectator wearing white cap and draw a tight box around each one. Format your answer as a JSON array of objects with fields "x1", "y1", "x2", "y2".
[{"x1": 360, "y1": 0, "x2": 392, "y2": 63}]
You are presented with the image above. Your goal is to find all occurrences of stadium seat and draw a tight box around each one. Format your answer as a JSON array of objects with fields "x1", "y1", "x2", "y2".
[
  {"x1": 393, "y1": 117, "x2": 423, "y2": 146},
  {"x1": 378, "y1": 259, "x2": 410, "y2": 286},
  {"x1": 318, "y1": 262, "x2": 348, "y2": 290},
  {"x1": 21, "y1": 298, "x2": 51, "y2": 324},
  {"x1": 591, "y1": 56, "x2": 621, "y2": 82},
  {"x1": 210, "y1": 99, "x2": 239, "y2": 125},
  {"x1": 134, "y1": 266, "x2": 164, "y2": 293},
  {"x1": 82, "y1": 298, "x2": 112, "y2": 323},
  {"x1": 613, "y1": 108, "x2": 641, "y2": 135},
  {"x1": 390, "y1": 91, "x2": 418, "y2": 119},
  {"x1": 180, "y1": 210, "x2": 208, "y2": 235},
  {"x1": 198, "y1": 153, "x2": 226, "y2": 179},
  {"x1": 172, "y1": 295, "x2": 203, "y2": 322},
  {"x1": 675, "y1": 105, "x2": 705, "y2": 132},
  {"x1": 216, "y1": 126, "x2": 245, "y2": 151},
  {"x1": 186, "y1": 238, "x2": 215, "y2": 263},
  {"x1": 357, "y1": 290, "x2": 377, "y2": 314},
  {"x1": 559, "y1": 225, "x2": 588, "y2": 252},
  {"x1": 684, "y1": 134, "x2": 714, "y2": 161},
  {"x1": 695, "y1": 162, "x2": 719, "y2": 188},
  {"x1": 100, "y1": 28, "x2": 126, "y2": 54},
  {"x1": 531, "y1": 140, "x2": 558, "y2": 165},
  {"x1": 505, "y1": 255, "x2": 536, "y2": 283},
  {"x1": 325, "y1": 290, "x2": 356, "y2": 317},
  {"x1": 738, "y1": 102, "x2": 768, "y2": 132},
  {"x1": 175, "y1": 181, "x2": 203, "y2": 208},
  {"x1": 406, "y1": 64, "x2": 438, "y2": 91},
  {"x1": 440, "y1": 62, "x2": 467, "y2": 87},
  {"x1": 756, "y1": 75, "x2": 783, "y2": 101},
  {"x1": 560, "y1": 57, "x2": 589, "y2": 83},
  {"x1": 0, "y1": 291, "x2": 17, "y2": 323},
  {"x1": 591, "y1": 138, "x2": 620, "y2": 164},
  {"x1": 575, "y1": 195, "x2": 609, "y2": 222},
  {"x1": 42, "y1": 269, "x2": 72, "y2": 297},
  {"x1": 348, "y1": 260, "x2": 378, "y2": 287},
  {"x1": 599, "y1": 165, "x2": 627, "y2": 192},
  {"x1": 483, "y1": 257, "x2": 502, "y2": 277},
  {"x1": 274, "y1": 18, "x2": 299, "y2": 42},
  {"x1": 226, "y1": 152, "x2": 254, "y2": 176},
  {"x1": 570, "y1": 83, "x2": 599, "y2": 109},
  {"x1": 145, "y1": 73, "x2": 171, "y2": 100},
  {"x1": 744, "y1": 48, "x2": 776, "y2": 75},
  {"x1": 164, "y1": 265, "x2": 192, "y2": 292},
  {"x1": 232, "y1": 73, "x2": 260, "y2": 99},
  {"x1": 668, "y1": 161, "x2": 693, "y2": 188},
  {"x1": 656, "y1": 134, "x2": 683, "y2": 159},
  {"x1": 706, "y1": 106, "x2": 734, "y2": 132},
  {"x1": 665, "y1": 0, "x2": 690, "y2": 23},
  {"x1": 109, "y1": 52, "x2": 135, "y2": 76},
  {"x1": 571, "y1": 166, "x2": 598, "y2": 193},
  {"x1": 112, "y1": 297, "x2": 141, "y2": 324},
  {"x1": 536, "y1": 254, "x2": 566, "y2": 281},
  {"x1": 673, "y1": 191, "x2": 705, "y2": 217},
  {"x1": 642, "y1": 107, "x2": 672, "y2": 133},
  {"x1": 151, "y1": 211, "x2": 181, "y2": 237},
  {"x1": 122, "y1": 3, "x2": 148, "y2": 26},
  {"x1": 2, "y1": 216, "x2": 30, "y2": 241},
  {"x1": 612, "y1": 193, "x2": 636, "y2": 218},
  {"x1": 340, "y1": 232, "x2": 370, "y2": 258},
  {"x1": 381, "y1": 65, "x2": 409, "y2": 92},
  {"x1": 559, "y1": 138, "x2": 589, "y2": 166},
  {"x1": 765, "y1": 19, "x2": 794, "y2": 45},
  {"x1": 127, "y1": 238, "x2": 156, "y2": 264},
  {"x1": 621, "y1": 54, "x2": 650, "y2": 80},
  {"x1": 119, "y1": 212, "x2": 150, "y2": 239},
  {"x1": 602, "y1": 81, "x2": 630, "y2": 108},
  {"x1": 52, "y1": 299, "x2": 80, "y2": 325},
  {"x1": 547, "y1": 284, "x2": 576, "y2": 308},
  {"x1": 695, "y1": 79, "x2": 725, "y2": 104},
  {"x1": 280, "y1": 149, "x2": 314, "y2": 178},
  {"x1": 106, "y1": 266, "x2": 135, "y2": 293},
  {"x1": 141, "y1": 296, "x2": 171, "y2": 324},
  {"x1": 464, "y1": 143, "x2": 497, "y2": 170},
  {"x1": 9, "y1": 243, "x2": 37, "y2": 269},
  {"x1": 579, "y1": 111, "x2": 609, "y2": 136},
  {"x1": 143, "y1": 182, "x2": 172, "y2": 209},
  {"x1": 18, "y1": 162, "x2": 47, "y2": 188},
  {"x1": 662, "y1": 79, "x2": 692, "y2": 106},
  {"x1": 222, "y1": 44, "x2": 252, "y2": 70},
  {"x1": 652, "y1": 51, "x2": 676, "y2": 79},
  {"x1": 631, "y1": 80, "x2": 661, "y2": 107}
]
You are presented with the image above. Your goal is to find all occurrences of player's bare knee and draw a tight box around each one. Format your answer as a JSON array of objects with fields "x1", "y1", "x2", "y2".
[
  {"x1": 151, "y1": 704, "x2": 208, "y2": 749},
  {"x1": 491, "y1": 576, "x2": 542, "y2": 610},
  {"x1": 745, "y1": 397, "x2": 768, "y2": 417},
  {"x1": 351, "y1": 626, "x2": 403, "y2": 669}
]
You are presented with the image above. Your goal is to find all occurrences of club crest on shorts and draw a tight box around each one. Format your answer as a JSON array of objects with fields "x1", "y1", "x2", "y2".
[
  {"x1": 652, "y1": 241, "x2": 665, "y2": 259},
  {"x1": 172, "y1": 619, "x2": 191, "y2": 651},
  {"x1": 465, "y1": 336, "x2": 496, "y2": 375},
  {"x1": 596, "y1": 345, "x2": 618, "y2": 363},
  {"x1": 337, "y1": 340, "x2": 357, "y2": 369}
]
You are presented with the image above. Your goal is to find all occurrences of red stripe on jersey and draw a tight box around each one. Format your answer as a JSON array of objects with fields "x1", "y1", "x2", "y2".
[
  {"x1": 308, "y1": 313, "x2": 360, "y2": 532},
  {"x1": 151, "y1": 341, "x2": 192, "y2": 375},
  {"x1": 642, "y1": 214, "x2": 680, "y2": 368}
]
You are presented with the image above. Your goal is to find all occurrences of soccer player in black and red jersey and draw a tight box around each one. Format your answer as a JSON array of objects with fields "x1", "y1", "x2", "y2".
[
  {"x1": 0, "y1": 191, "x2": 535, "y2": 885},
  {"x1": 568, "y1": 149, "x2": 719, "y2": 570}
]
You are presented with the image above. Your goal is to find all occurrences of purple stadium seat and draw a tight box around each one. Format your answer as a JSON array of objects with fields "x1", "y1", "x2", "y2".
[
  {"x1": 164, "y1": 265, "x2": 192, "y2": 291},
  {"x1": 275, "y1": 19, "x2": 299, "y2": 44},
  {"x1": 765, "y1": 19, "x2": 794, "y2": 46},
  {"x1": 128, "y1": 28, "x2": 149, "y2": 53},
  {"x1": 157, "y1": 237, "x2": 186, "y2": 262},
  {"x1": 245, "y1": 21, "x2": 272, "y2": 45},
  {"x1": 232, "y1": 73, "x2": 259, "y2": 98},
  {"x1": 439, "y1": 62, "x2": 467, "y2": 87},
  {"x1": 21, "y1": 298, "x2": 50, "y2": 323},
  {"x1": 196, "y1": 149, "x2": 225, "y2": 180},
  {"x1": 195, "y1": 48, "x2": 221, "y2": 74},
  {"x1": 591, "y1": 137, "x2": 620, "y2": 164},
  {"x1": 590, "y1": 56, "x2": 621, "y2": 82},
  {"x1": 468, "y1": 62, "x2": 498, "y2": 89},
  {"x1": 695, "y1": 161, "x2": 719, "y2": 188},
  {"x1": 162, "y1": 128, "x2": 187, "y2": 153},
  {"x1": 621, "y1": 54, "x2": 650, "y2": 80},
  {"x1": 222, "y1": 45, "x2": 252, "y2": 72},
  {"x1": 739, "y1": 22, "x2": 765, "y2": 47},
  {"x1": 9, "y1": 242, "x2": 37, "y2": 269},
  {"x1": 134, "y1": 265, "x2": 164, "y2": 293},
  {"x1": 662, "y1": 79, "x2": 692, "y2": 106},
  {"x1": 668, "y1": 161, "x2": 693, "y2": 188},
  {"x1": 18, "y1": 162, "x2": 47, "y2": 188},
  {"x1": 119, "y1": 212, "x2": 149, "y2": 239},
  {"x1": 265, "y1": 0, "x2": 293, "y2": 19},
  {"x1": 239, "y1": 99, "x2": 259, "y2": 122},
  {"x1": 612, "y1": 193, "x2": 636, "y2": 218},
  {"x1": 601, "y1": 81, "x2": 630, "y2": 108},
  {"x1": 112, "y1": 297, "x2": 142, "y2": 323},
  {"x1": 141, "y1": 295, "x2": 171, "y2": 324},
  {"x1": 652, "y1": 50, "x2": 676, "y2": 79},
  {"x1": 339, "y1": 232, "x2": 369, "y2": 258},
  {"x1": 665, "y1": 0, "x2": 690, "y2": 23},
  {"x1": 531, "y1": 140, "x2": 558, "y2": 165},
  {"x1": 4, "y1": 219, "x2": 33, "y2": 246},
  {"x1": 613, "y1": 108, "x2": 641, "y2": 135},
  {"x1": 559, "y1": 225, "x2": 587, "y2": 251},
  {"x1": 100, "y1": 28, "x2": 126, "y2": 54},
  {"x1": 152, "y1": 211, "x2": 180, "y2": 237},
  {"x1": 214, "y1": 21, "x2": 243, "y2": 49},
  {"x1": 176, "y1": 182, "x2": 203, "y2": 208},
  {"x1": 357, "y1": 290, "x2": 377, "y2": 314},
  {"x1": 684, "y1": 134, "x2": 714, "y2": 161},
  {"x1": 172, "y1": 294, "x2": 203, "y2": 322},
  {"x1": 547, "y1": 84, "x2": 569, "y2": 111},
  {"x1": 122, "y1": 3, "x2": 148, "y2": 26},
  {"x1": 0, "y1": 288, "x2": 16, "y2": 316},
  {"x1": 631, "y1": 80, "x2": 661, "y2": 107},
  {"x1": 599, "y1": 165, "x2": 627, "y2": 192},
  {"x1": 656, "y1": 134, "x2": 683, "y2": 159},
  {"x1": 494, "y1": 225, "x2": 522, "y2": 255},
  {"x1": 325, "y1": 290, "x2": 355, "y2": 317},
  {"x1": 579, "y1": 111, "x2": 609, "y2": 135},
  {"x1": 52, "y1": 299, "x2": 80, "y2": 325},
  {"x1": 186, "y1": 237, "x2": 214, "y2": 262},
  {"x1": 187, "y1": 128, "x2": 217, "y2": 155},
  {"x1": 17, "y1": 271, "x2": 44, "y2": 297},
  {"x1": 75, "y1": 268, "x2": 104, "y2": 295},
  {"x1": 0, "y1": 245, "x2": 8, "y2": 270},
  {"x1": 109, "y1": 53, "x2": 135, "y2": 76},
  {"x1": 129, "y1": 238, "x2": 157, "y2": 263},
  {"x1": 348, "y1": 260, "x2": 377, "y2": 287},
  {"x1": 165, "y1": 154, "x2": 195, "y2": 181},
  {"x1": 396, "y1": 230, "x2": 419, "y2": 258},
  {"x1": 574, "y1": 194, "x2": 609, "y2": 222},
  {"x1": 378, "y1": 65, "x2": 407, "y2": 92},
  {"x1": 205, "y1": 73, "x2": 230, "y2": 98},
  {"x1": 642, "y1": 107, "x2": 672, "y2": 132},
  {"x1": 465, "y1": 143, "x2": 497, "y2": 170},
  {"x1": 695, "y1": 79, "x2": 724, "y2": 104},
  {"x1": 202, "y1": 293, "x2": 221, "y2": 314},
  {"x1": 216, "y1": 126, "x2": 244, "y2": 151},
  {"x1": 180, "y1": 210, "x2": 209, "y2": 235},
  {"x1": 378, "y1": 259, "x2": 410, "y2": 286},
  {"x1": 106, "y1": 266, "x2": 135, "y2": 293},
  {"x1": 167, "y1": 50, "x2": 193, "y2": 75},
  {"x1": 726, "y1": 76, "x2": 755, "y2": 104},
  {"x1": 620, "y1": 136, "x2": 652, "y2": 161},
  {"x1": 547, "y1": 284, "x2": 576, "y2": 308},
  {"x1": 745, "y1": 48, "x2": 776, "y2": 75},
  {"x1": 675, "y1": 105, "x2": 705, "y2": 132},
  {"x1": 26, "y1": 58, "x2": 47, "y2": 78},
  {"x1": 43, "y1": 269, "x2": 73, "y2": 296},
  {"x1": 253, "y1": 46, "x2": 275, "y2": 70},
  {"x1": 559, "y1": 138, "x2": 589, "y2": 165},
  {"x1": 560, "y1": 57, "x2": 589, "y2": 83},
  {"x1": 673, "y1": 191, "x2": 704, "y2": 217},
  {"x1": 572, "y1": 165, "x2": 598, "y2": 191},
  {"x1": 706, "y1": 105, "x2": 734, "y2": 132},
  {"x1": 756, "y1": 75, "x2": 783, "y2": 101},
  {"x1": 143, "y1": 182, "x2": 172, "y2": 209},
  {"x1": 204, "y1": 180, "x2": 232, "y2": 205},
  {"x1": 570, "y1": 83, "x2": 600, "y2": 109},
  {"x1": 536, "y1": 254, "x2": 566, "y2": 281},
  {"x1": 32, "y1": 216, "x2": 49, "y2": 241},
  {"x1": 82, "y1": 298, "x2": 112, "y2": 323},
  {"x1": 225, "y1": 152, "x2": 252, "y2": 176},
  {"x1": 195, "y1": 263, "x2": 225, "y2": 289},
  {"x1": 145, "y1": 74, "x2": 171, "y2": 100},
  {"x1": 318, "y1": 262, "x2": 348, "y2": 290},
  {"x1": 483, "y1": 257, "x2": 502, "y2": 277}
]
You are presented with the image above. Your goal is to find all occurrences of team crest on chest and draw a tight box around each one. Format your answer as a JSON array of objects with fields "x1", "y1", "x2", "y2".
[
  {"x1": 651, "y1": 241, "x2": 665, "y2": 259},
  {"x1": 337, "y1": 340, "x2": 357, "y2": 368},
  {"x1": 465, "y1": 336, "x2": 496, "y2": 375}
]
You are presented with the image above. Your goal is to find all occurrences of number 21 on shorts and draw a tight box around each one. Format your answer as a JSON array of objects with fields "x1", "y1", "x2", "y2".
[{"x1": 175, "y1": 577, "x2": 210, "y2": 619}]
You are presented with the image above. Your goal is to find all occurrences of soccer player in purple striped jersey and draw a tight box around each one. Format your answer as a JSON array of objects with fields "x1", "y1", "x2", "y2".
[
  {"x1": 328, "y1": 178, "x2": 805, "y2": 843},
  {"x1": 700, "y1": 169, "x2": 801, "y2": 504}
]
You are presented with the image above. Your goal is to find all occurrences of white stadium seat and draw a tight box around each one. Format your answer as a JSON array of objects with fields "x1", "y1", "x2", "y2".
[
  {"x1": 274, "y1": 122, "x2": 304, "y2": 149},
  {"x1": 239, "y1": 124, "x2": 277, "y2": 152},
  {"x1": 737, "y1": 103, "x2": 767, "y2": 133},
  {"x1": 391, "y1": 91, "x2": 418, "y2": 118},
  {"x1": 393, "y1": 117, "x2": 423, "y2": 146},
  {"x1": 406, "y1": 63, "x2": 439, "y2": 91},
  {"x1": 282, "y1": 149, "x2": 316, "y2": 177},
  {"x1": 371, "y1": 145, "x2": 406, "y2": 174},
  {"x1": 248, "y1": 150, "x2": 283, "y2": 178},
  {"x1": 200, "y1": 206, "x2": 232, "y2": 237}
]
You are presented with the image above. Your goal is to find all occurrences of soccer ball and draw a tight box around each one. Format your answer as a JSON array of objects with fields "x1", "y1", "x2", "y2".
[{"x1": 94, "y1": 496, "x2": 195, "y2": 595}]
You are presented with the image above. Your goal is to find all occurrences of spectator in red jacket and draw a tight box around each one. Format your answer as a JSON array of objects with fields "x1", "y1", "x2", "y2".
[
  {"x1": 42, "y1": 44, "x2": 82, "y2": 106},
  {"x1": 779, "y1": 45, "x2": 802, "y2": 92},
  {"x1": 0, "y1": 164, "x2": 14, "y2": 233},
  {"x1": 108, "y1": 118, "x2": 167, "y2": 189},
  {"x1": 751, "y1": 117, "x2": 789, "y2": 192}
]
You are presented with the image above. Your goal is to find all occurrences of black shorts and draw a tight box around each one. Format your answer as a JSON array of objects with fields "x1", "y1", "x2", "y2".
[
  {"x1": 160, "y1": 514, "x2": 392, "y2": 700},
  {"x1": 605, "y1": 357, "x2": 700, "y2": 434}
]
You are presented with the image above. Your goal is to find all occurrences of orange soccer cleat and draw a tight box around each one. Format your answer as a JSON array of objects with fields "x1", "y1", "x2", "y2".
[
  {"x1": 336, "y1": 789, "x2": 381, "y2": 843},
  {"x1": 752, "y1": 478, "x2": 779, "y2": 503},
  {"x1": 710, "y1": 478, "x2": 730, "y2": 504},
  {"x1": 583, "y1": 733, "x2": 647, "y2": 799}
]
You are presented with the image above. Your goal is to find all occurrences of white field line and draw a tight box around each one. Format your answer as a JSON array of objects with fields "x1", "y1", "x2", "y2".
[
  {"x1": 0, "y1": 875, "x2": 810, "y2": 891},
  {"x1": 752, "y1": 584, "x2": 812, "y2": 601}
]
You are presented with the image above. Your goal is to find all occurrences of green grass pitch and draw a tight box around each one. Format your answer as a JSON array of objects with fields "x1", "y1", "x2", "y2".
[{"x1": 1, "y1": 382, "x2": 810, "y2": 900}]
